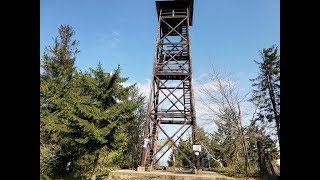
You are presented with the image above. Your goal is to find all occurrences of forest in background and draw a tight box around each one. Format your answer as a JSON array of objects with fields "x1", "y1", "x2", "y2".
[{"x1": 40, "y1": 25, "x2": 280, "y2": 180}]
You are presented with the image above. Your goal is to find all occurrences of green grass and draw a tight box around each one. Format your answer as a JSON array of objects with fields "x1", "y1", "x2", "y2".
[
  {"x1": 54, "y1": 174, "x2": 88, "y2": 179},
  {"x1": 53, "y1": 167, "x2": 114, "y2": 180},
  {"x1": 208, "y1": 166, "x2": 259, "y2": 179}
]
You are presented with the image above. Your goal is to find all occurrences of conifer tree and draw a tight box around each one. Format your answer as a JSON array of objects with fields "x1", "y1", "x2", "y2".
[
  {"x1": 250, "y1": 45, "x2": 280, "y2": 144},
  {"x1": 64, "y1": 63, "x2": 138, "y2": 180},
  {"x1": 40, "y1": 25, "x2": 79, "y2": 177}
]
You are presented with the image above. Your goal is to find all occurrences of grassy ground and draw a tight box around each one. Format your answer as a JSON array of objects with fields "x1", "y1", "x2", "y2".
[
  {"x1": 207, "y1": 167, "x2": 279, "y2": 180},
  {"x1": 206, "y1": 167, "x2": 258, "y2": 179},
  {"x1": 54, "y1": 167, "x2": 115, "y2": 179},
  {"x1": 54, "y1": 173, "x2": 108, "y2": 180}
]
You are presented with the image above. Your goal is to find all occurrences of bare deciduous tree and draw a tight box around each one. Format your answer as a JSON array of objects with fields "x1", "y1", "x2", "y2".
[{"x1": 196, "y1": 67, "x2": 249, "y2": 174}]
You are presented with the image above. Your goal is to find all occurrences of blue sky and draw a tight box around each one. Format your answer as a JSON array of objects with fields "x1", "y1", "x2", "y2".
[
  {"x1": 40, "y1": 0, "x2": 280, "y2": 130},
  {"x1": 40, "y1": 0, "x2": 279, "y2": 89},
  {"x1": 41, "y1": 0, "x2": 279, "y2": 165}
]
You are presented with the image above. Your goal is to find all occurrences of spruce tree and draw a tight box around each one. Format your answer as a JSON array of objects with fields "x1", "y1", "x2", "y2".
[
  {"x1": 250, "y1": 45, "x2": 280, "y2": 144},
  {"x1": 64, "y1": 63, "x2": 138, "y2": 179},
  {"x1": 40, "y1": 25, "x2": 142, "y2": 180},
  {"x1": 40, "y1": 25, "x2": 80, "y2": 177},
  {"x1": 122, "y1": 85, "x2": 146, "y2": 168}
]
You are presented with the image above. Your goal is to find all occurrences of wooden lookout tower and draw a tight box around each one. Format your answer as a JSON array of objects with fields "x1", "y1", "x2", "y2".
[{"x1": 139, "y1": 0, "x2": 201, "y2": 174}]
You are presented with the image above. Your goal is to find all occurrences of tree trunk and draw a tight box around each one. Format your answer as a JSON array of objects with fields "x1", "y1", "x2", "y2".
[
  {"x1": 275, "y1": 116, "x2": 280, "y2": 145},
  {"x1": 91, "y1": 152, "x2": 100, "y2": 180},
  {"x1": 257, "y1": 135, "x2": 268, "y2": 176},
  {"x1": 173, "y1": 153, "x2": 176, "y2": 170},
  {"x1": 236, "y1": 103, "x2": 249, "y2": 175},
  {"x1": 265, "y1": 152, "x2": 276, "y2": 176},
  {"x1": 266, "y1": 72, "x2": 280, "y2": 145}
]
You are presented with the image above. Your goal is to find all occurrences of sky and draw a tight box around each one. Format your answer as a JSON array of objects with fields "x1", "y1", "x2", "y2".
[
  {"x1": 41, "y1": 0, "x2": 280, "y2": 165},
  {"x1": 40, "y1": 0, "x2": 279, "y2": 86}
]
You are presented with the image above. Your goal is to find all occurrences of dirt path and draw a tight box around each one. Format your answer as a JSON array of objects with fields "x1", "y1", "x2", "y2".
[{"x1": 108, "y1": 169, "x2": 235, "y2": 179}]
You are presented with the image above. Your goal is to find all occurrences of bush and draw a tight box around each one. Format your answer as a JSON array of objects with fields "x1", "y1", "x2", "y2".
[{"x1": 40, "y1": 143, "x2": 60, "y2": 177}]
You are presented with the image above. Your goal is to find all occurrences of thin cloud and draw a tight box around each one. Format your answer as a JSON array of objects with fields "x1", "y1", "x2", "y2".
[
  {"x1": 136, "y1": 79, "x2": 151, "y2": 98},
  {"x1": 112, "y1": 30, "x2": 120, "y2": 37},
  {"x1": 96, "y1": 29, "x2": 121, "y2": 51},
  {"x1": 123, "y1": 79, "x2": 151, "y2": 98},
  {"x1": 194, "y1": 73, "x2": 208, "y2": 81}
]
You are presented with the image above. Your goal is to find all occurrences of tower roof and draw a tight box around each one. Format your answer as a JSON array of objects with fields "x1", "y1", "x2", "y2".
[{"x1": 155, "y1": 0, "x2": 194, "y2": 26}]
